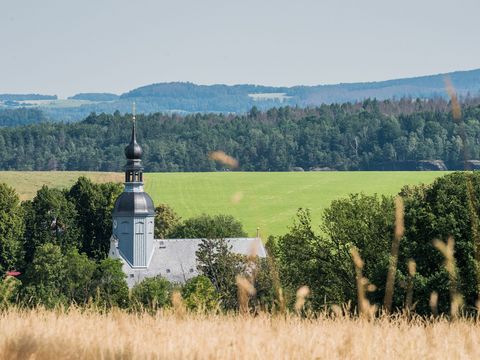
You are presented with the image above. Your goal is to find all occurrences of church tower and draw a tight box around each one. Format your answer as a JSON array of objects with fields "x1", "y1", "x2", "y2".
[{"x1": 112, "y1": 108, "x2": 155, "y2": 268}]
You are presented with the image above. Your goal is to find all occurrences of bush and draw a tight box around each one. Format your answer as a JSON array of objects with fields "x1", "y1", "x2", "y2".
[
  {"x1": 170, "y1": 214, "x2": 247, "y2": 239},
  {"x1": 91, "y1": 258, "x2": 129, "y2": 308},
  {"x1": 182, "y1": 275, "x2": 219, "y2": 312},
  {"x1": 131, "y1": 276, "x2": 172, "y2": 311},
  {"x1": 154, "y1": 203, "x2": 181, "y2": 239}
]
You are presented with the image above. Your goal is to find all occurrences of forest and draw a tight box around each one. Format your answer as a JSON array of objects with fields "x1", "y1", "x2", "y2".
[{"x1": 1, "y1": 98, "x2": 480, "y2": 171}]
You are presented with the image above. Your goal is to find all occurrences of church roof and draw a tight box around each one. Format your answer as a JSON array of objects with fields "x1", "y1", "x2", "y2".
[
  {"x1": 113, "y1": 191, "x2": 155, "y2": 216},
  {"x1": 113, "y1": 238, "x2": 267, "y2": 287}
]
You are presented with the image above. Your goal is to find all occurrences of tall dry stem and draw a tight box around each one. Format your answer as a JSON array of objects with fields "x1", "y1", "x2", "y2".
[
  {"x1": 295, "y1": 286, "x2": 310, "y2": 315},
  {"x1": 384, "y1": 196, "x2": 404, "y2": 313},
  {"x1": 236, "y1": 275, "x2": 256, "y2": 314},
  {"x1": 430, "y1": 291, "x2": 438, "y2": 317},
  {"x1": 171, "y1": 290, "x2": 186, "y2": 319},
  {"x1": 405, "y1": 259, "x2": 416, "y2": 311},
  {"x1": 433, "y1": 237, "x2": 464, "y2": 319},
  {"x1": 350, "y1": 247, "x2": 375, "y2": 318}
]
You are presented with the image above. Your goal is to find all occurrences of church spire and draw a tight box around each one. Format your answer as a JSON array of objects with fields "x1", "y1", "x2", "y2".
[
  {"x1": 124, "y1": 103, "x2": 143, "y2": 183},
  {"x1": 125, "y1": 102, "x2": 143, "y2": 160}
]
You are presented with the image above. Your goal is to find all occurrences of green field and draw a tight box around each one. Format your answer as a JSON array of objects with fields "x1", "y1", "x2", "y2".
[{"x1": 0, "y1": 171, "x2": 448, "y2": 238}]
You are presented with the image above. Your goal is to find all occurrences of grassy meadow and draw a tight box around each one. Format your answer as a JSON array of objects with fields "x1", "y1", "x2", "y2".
[
  {"x1": 0, "y1": 171, "x2": 448, "y2": 237},
  {"x1": 1, "y1": 308, "x2": 479, "y2": 359}
]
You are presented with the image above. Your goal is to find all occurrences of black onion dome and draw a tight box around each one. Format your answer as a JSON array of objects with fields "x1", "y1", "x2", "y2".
[
  {"x1": 124, "y1": 121, "x2": 143, "y2": 159},
  {"x1": 113, "y1": 192, "x2": 155, "y2": 216}
]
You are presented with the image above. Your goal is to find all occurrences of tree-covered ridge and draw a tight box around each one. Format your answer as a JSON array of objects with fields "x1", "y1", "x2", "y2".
[
  {"x1": 122, "y1": 69, "x2": 480, "y2": 108},
  {"x1": 68, "y1": 93, "x2": 119, "y2": 101},
  {"x1": 0, "y1": 94, "x2": 57, "y2": 101},
  {"x1": 0, "y1": 108, "x2": 47, "y2": 127},
  {"x1": 2, "y1": 68, "x2": 480, "y2": 122},
  {"x1": 1, "y1": 99, "x2": 480, "y2": 171}
]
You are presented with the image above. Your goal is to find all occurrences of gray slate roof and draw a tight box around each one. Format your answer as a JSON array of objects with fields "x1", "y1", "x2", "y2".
[{"x1": 110, "y1": 237, "x2": 267, "y2": 287}]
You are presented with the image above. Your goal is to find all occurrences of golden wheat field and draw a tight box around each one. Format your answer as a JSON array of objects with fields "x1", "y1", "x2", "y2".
[{"x1": 0, "y1": 308, "x2": 479, "y2": 360}]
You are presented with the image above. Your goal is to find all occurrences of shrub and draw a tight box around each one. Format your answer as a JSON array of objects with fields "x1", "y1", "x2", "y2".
[
  {"x1": 182, "y1": 275, "x2": 219, "y2": 312},
  {"x1": 131, "y1": 276, "x2": 172, "y2": 311}
]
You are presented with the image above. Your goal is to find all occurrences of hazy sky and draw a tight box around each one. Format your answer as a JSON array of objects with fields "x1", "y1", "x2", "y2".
[{"x1": 1, "y1": 0, "x2": 479, "y2": 98}]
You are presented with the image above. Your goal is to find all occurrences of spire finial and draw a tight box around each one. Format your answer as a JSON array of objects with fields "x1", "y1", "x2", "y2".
[{"x1": 125, "y1": 102, "x2": 143, "y2": 160}]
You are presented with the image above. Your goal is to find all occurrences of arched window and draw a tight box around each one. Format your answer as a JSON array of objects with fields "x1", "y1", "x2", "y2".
[{"x1": 135, "y1": 222, "x2": 144, "y2": 234}]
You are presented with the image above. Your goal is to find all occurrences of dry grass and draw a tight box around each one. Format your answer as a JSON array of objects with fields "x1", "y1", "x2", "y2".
[
  {"x1": 0, "y1": 308, "x2": 480, "y2": 359},
  {"x1": 0, "y1": 171, "x2": 123, "y2": 201}
]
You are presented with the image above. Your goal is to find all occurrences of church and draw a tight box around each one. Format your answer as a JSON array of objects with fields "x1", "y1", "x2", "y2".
[{"x1": 109, "y1": 114, "x2": 266, "y2": 287}]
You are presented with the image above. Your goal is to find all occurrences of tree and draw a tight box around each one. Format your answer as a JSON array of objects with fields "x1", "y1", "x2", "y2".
[
  {"x1": 91, "y1": 258, "x2": 129, "y2": 308},
  {"x1": 196, "y1": 238, "x2": 246, "y2": 310},
  {"x1": 0, "y1": 183, "x2": 24, "y2": 273},
  {"x1": 320, "y1": 194, "x2": 395, "y2": 306},
  {"x1": 170, "y1": 214, "x2": 247, "y2": 239},
  {"x1": 399, "y1": 172, "x2": 480, "y2": 314},
  {"x1": 68, "y1": 177, "x2": 122, "y2": 259},
  {"x1": 276, "y1": 209, "x2": 336, "y2": 309},
  {"x1": 154, "y1": 203, "x2": 181, "y2": 239},
  {"x1": 23, "y1": 186, "x2": 79, "y2": 263},
  {"x1": 63, "y1": 248, "x2": 96, "y2": 304},
  {"x1": 22, "y1": 243, "x2": 67, "y2": 307},
  {"x1": 182, "y1": 275, "x2": 220, "y2": 312},
  {"x1": 131, "y1": 276, "x2": 172, "y2": 311}
]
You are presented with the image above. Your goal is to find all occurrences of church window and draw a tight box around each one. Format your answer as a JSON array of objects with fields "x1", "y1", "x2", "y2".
[{"x1": 135, "y1": 222, "x2": 144, "y2": 234}]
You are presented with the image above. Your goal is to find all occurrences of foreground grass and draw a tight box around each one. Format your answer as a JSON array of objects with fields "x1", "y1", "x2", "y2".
[
  {"x1": 0, "y1": 171, "x2": 446, "y2": 236},
  {"x1": 0, "y1": 308, "x2": 479, "y2": 359}
]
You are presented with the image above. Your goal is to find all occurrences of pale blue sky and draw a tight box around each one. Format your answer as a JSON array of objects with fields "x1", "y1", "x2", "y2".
[{"x1": 0, "y1": 0, "x2": 478, "y2": 97}]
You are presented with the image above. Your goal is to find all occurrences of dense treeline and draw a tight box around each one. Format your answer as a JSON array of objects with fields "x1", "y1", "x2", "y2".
[
  {"x1": 0, "y1": 108, "x2": 47, "y2": 127},
  {"x1": 1, "y1": 99, "x2": 480, "y2": 171}
]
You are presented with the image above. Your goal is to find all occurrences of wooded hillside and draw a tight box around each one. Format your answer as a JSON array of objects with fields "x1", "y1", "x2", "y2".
[{"x1": 0, "y1": 98, "x2": 479, "y2": 171}]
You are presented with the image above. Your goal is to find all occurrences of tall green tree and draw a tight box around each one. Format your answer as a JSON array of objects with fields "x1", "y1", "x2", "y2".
[
  {"x1": 399, "y1": 172, "x2": 480, "y2": 314},
  {"x1": 23, "y1": 186, "x2": 79, "y2": 262},
  {"x1": 276, "y1": 209, "x2": 337, "y2": 309},
  {"x1": 63, "y1": 248, "x2": 97, "y2": 304},
  {"x1": 67, "y1": 177, "x2": 122, "y2": 259},
  {"x1": 320, "y1": 194, "x2": 395, "y2": 306},
  {"x1": 0, "y1": 183, "x2": 24, "y2": 273},
  {"x1": 196, "y1": 238, "x2": 246, "y2": 310},
  {"x1": 22, "y1": 243, "x2": 67, "y2": 307},
  {"x1": 91, "y1": 258, "x2": 129, "y2": 308}
]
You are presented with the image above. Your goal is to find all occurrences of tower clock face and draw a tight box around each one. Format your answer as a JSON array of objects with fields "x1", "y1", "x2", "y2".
[{"x1": 113, "y1": 220, "x2": 117, "y2": 229}]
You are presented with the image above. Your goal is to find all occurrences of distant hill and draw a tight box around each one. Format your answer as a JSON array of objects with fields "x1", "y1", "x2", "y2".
[
  {"x1": 68, "y1": 93, "x2": 119, "y2": 101},
  {"x1": 0, "y1": 94, "x2": 57, "y2": 101},
  {"x1": 1, "y1": 68, "x2": 480, "y2": 122},
  {"x1": 120, "y1": 68, "x2": 480, "y2": 112}
]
